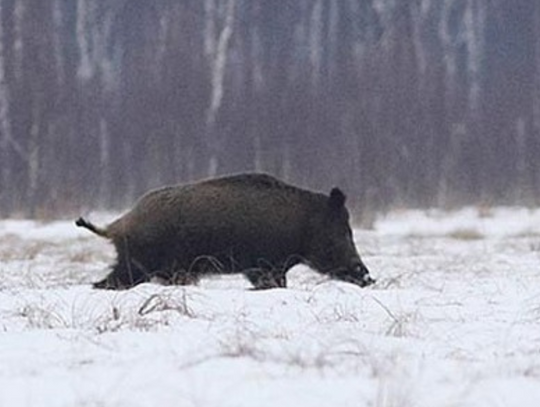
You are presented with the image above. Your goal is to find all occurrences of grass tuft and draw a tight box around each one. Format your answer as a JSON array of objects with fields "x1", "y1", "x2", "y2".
[{"x1": 447, "y1": 228, "x2": 484, "y2": 241}]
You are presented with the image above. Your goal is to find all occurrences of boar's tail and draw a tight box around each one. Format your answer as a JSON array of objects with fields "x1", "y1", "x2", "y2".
[{"x1": 75, "y1": 217, "x2": 109, "y2": 238}]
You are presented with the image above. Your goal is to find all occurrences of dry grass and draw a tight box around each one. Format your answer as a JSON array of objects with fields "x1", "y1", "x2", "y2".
[
  {"x1": 94, "y1": 290, "x2": 198, "y2": 333},
  {"x1": 447, "y1": 228, "x2": 484, "y2": 241},
  {"x1": 312, "y1": 303, "x2": 363, "y2": 324},
  {"x1": 0, "y1": 235, "x2": 52, "y2": 261},
  {"x1": 372, "y1": 297, "x2": 422, "y2": 338},
  {"x1": 137, "y1": 290, "x2": 195, "y2": 318},
  {"x1": 11, "y1": 289, "x2": 199, "y2": 333},
  {"x1": 376, "y1": 272, "x2": 415, "y2": 290},
  {"x1": 218, "y1": 328, "x2": 264, "y2": 360},
  {"x1": 18, "y1": 303, "x2": 67, "y2": 330},
  {"x1": 476, "y1": 205, "x2": 494, "y2": 219}
]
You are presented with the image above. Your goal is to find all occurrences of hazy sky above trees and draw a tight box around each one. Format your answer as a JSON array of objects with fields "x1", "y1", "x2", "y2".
[{"x1": 0, "y1": 0, "x2": 539, "y2": 218}]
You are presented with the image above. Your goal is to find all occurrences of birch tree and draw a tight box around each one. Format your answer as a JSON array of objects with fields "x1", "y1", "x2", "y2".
[
  {"x1": 204, "y1": 0, "x2": 236, "y2": 176},
  {"x1": 0, "y1": 2, "x2": 12, "y2": 214},
  {"x1": 533, "y1": 2, "x2": 540, "y2": 197}
]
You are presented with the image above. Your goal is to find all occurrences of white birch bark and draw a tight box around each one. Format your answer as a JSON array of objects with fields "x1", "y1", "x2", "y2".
[
  {"x1": 205, "y1": 0, "x2": 236, "y2": 176},
  {"x1": 253, "y1": 133, "x2": 263, "y2": 173},
  {"x1": 13, "y1": 0, "x2": 24, "y2": 81},
  {"x1": 532, "y1": 2, "x2": 540, "y2": 195},
  {"x1": 76, "y1": 0, "x2": 93, "y2": 79},
  {"x1": 53, "y1": 0, "x2": 65, "y2": 84},
  {"x1": 411, "y1": 0, "x2": 431, "y2": 78},
  {"x1": 440, "y1": 0, "x2": 457, "y2": 103},
  {"x1": 0, "y1": 1, "x2": 27, "y2": 193},
  {"x1": 250, "y1": 24, "x2": 263, "y2": 92},
  {"x1": 156, "y1": 12, "x2": 169, "y2": 80},
  {"x1": 0, "y1": 1, "x2": 12, "y2": 206},
  {"x1": 206, "y1": 0, "x2": 236, "y2": 129},
  {"x1": 309, "y1": 0, "x2": 323, "y2": 86},
  {"x1": 533, "y1": 3, "x2": 540, "y2": 142},
  {"x1": 98, "y1": 118, "x2": 110, "y2": 206},
  {"x1": 464, "y1": 0, "x2": 485, "y2": 113},
  {"x1": 0, "y1": 0, "x2": 21, "y2": 198},
  {"x1": 327, "y1": 0, "x2": 339, "y2": 79},
  {"x1": 27, "y1": 107, "x2": 40, "y2": 212}
]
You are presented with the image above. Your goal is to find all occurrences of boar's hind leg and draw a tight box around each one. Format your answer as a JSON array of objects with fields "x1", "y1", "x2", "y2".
[
  {"x1": 244, "y1": 268, "x2": 287, "y2": 290},
  {"x1": 93, "y1": 258, "x2": 151, "y2": 290},
  {"x1": 154, "y1": 268, "x2": 201, "y2": 286}
]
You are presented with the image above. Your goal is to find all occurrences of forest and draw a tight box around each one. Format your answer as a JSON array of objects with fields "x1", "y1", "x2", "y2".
[{"x1": 0, "y1": 0, "x2": 539, "y2": 220}]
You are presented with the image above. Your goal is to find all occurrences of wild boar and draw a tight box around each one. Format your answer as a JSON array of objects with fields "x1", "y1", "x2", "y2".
[{"x1": 76, "y1": 173, "x2": 375, "y2": 289}]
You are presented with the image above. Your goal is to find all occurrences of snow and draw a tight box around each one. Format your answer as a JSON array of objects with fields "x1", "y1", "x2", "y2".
[{"x1": 1, "y1": 208, "x2": 540, "y2": 407}]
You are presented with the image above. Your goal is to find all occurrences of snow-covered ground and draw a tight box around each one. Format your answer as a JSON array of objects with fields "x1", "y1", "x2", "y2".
[{"x1": 1, "y1": 207, "x2": 540, "y2": 407}]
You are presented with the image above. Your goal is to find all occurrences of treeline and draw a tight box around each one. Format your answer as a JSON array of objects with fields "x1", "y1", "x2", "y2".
[{"x1": 0, "y1": 0, "x2": 539, "y2": 219}]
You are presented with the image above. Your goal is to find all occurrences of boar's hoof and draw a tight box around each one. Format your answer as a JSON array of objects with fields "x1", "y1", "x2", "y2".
[
  {"x1": 245, "y1": 269, "x2": 287, "y2": 289},
  {"x1": 93, "y1": 276, "x2": 136, "y2": 290}
]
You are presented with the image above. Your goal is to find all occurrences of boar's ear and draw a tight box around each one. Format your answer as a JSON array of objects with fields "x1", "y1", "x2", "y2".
[{"x1": 329, "y1": 188, "x2": 346, "y2": 210}]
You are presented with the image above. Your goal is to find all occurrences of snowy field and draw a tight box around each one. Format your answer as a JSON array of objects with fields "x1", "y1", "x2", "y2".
[{"x1": 1, "y1": 208, "x2": 540, "y2": 407}]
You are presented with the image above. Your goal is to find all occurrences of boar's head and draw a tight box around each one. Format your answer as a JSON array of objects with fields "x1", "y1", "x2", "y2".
[{"x1": 305, "y1": 188, "x2": 375, "y2": 287}]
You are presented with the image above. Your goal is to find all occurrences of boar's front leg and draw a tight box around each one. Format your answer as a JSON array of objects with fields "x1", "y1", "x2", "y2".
[
  {"x1": 154, "y1": 267, "x2": 201, "y2": 286},
  {"x1": 244, "y1": 266, "x2": 287, "y2": 289}
]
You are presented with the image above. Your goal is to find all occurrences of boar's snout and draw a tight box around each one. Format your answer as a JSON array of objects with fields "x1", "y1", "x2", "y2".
[
  {"x1": 336, "y1": 261, "x2": 375, "y2": 287},
  {"x1": 356, "y1": 262, "x2": 376, "y2": 287}
]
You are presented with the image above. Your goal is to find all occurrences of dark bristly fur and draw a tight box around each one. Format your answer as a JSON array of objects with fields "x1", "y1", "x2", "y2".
[{"x1": 76, "y1": 173, "x2": 374, "y2": 290}]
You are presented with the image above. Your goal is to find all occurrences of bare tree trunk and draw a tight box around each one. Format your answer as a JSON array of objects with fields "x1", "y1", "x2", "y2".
[
  {"x1": 411, "y1": 0, "x2": 436, "y2": 203},
  {"x1": 440, "y1": 0, "x2": 458, "y2": 114},
  {"x1": 27, "y1": 106, "x2": 41, "y2": 216},
  {"x1": 309, "y1": 0, "x2": 323, "y2": 87},
  {"x1": 464, "y1": 0, "x2": 486, "y2": 114},
  {"x1": 514, "y1": 117, "x2": 527, "y2": 201},
  {"x1": 52, "y1": 0, "x2": 65, "y2": 84},
  {"x1": 204, "y1": 0, "x2": 236, "y2": 177},
  {"x1": 253, "y1": 133, "x2": 263, "y2": 173},
  {"x1": 533, "y1": 2, "x2": 540, "y2": 198},
  {"x1": 98, "y1": 118, "x2": 110, "y2": 207},
  {"x1": 0, "y1": 2, "x2": 12, "y2": 215},
  {"x1": 13, "y1": 0, "x2": 23, "y2": 82},
  {"x1": 76, "y1": 0, "x2": 93, "y2": 80}
]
